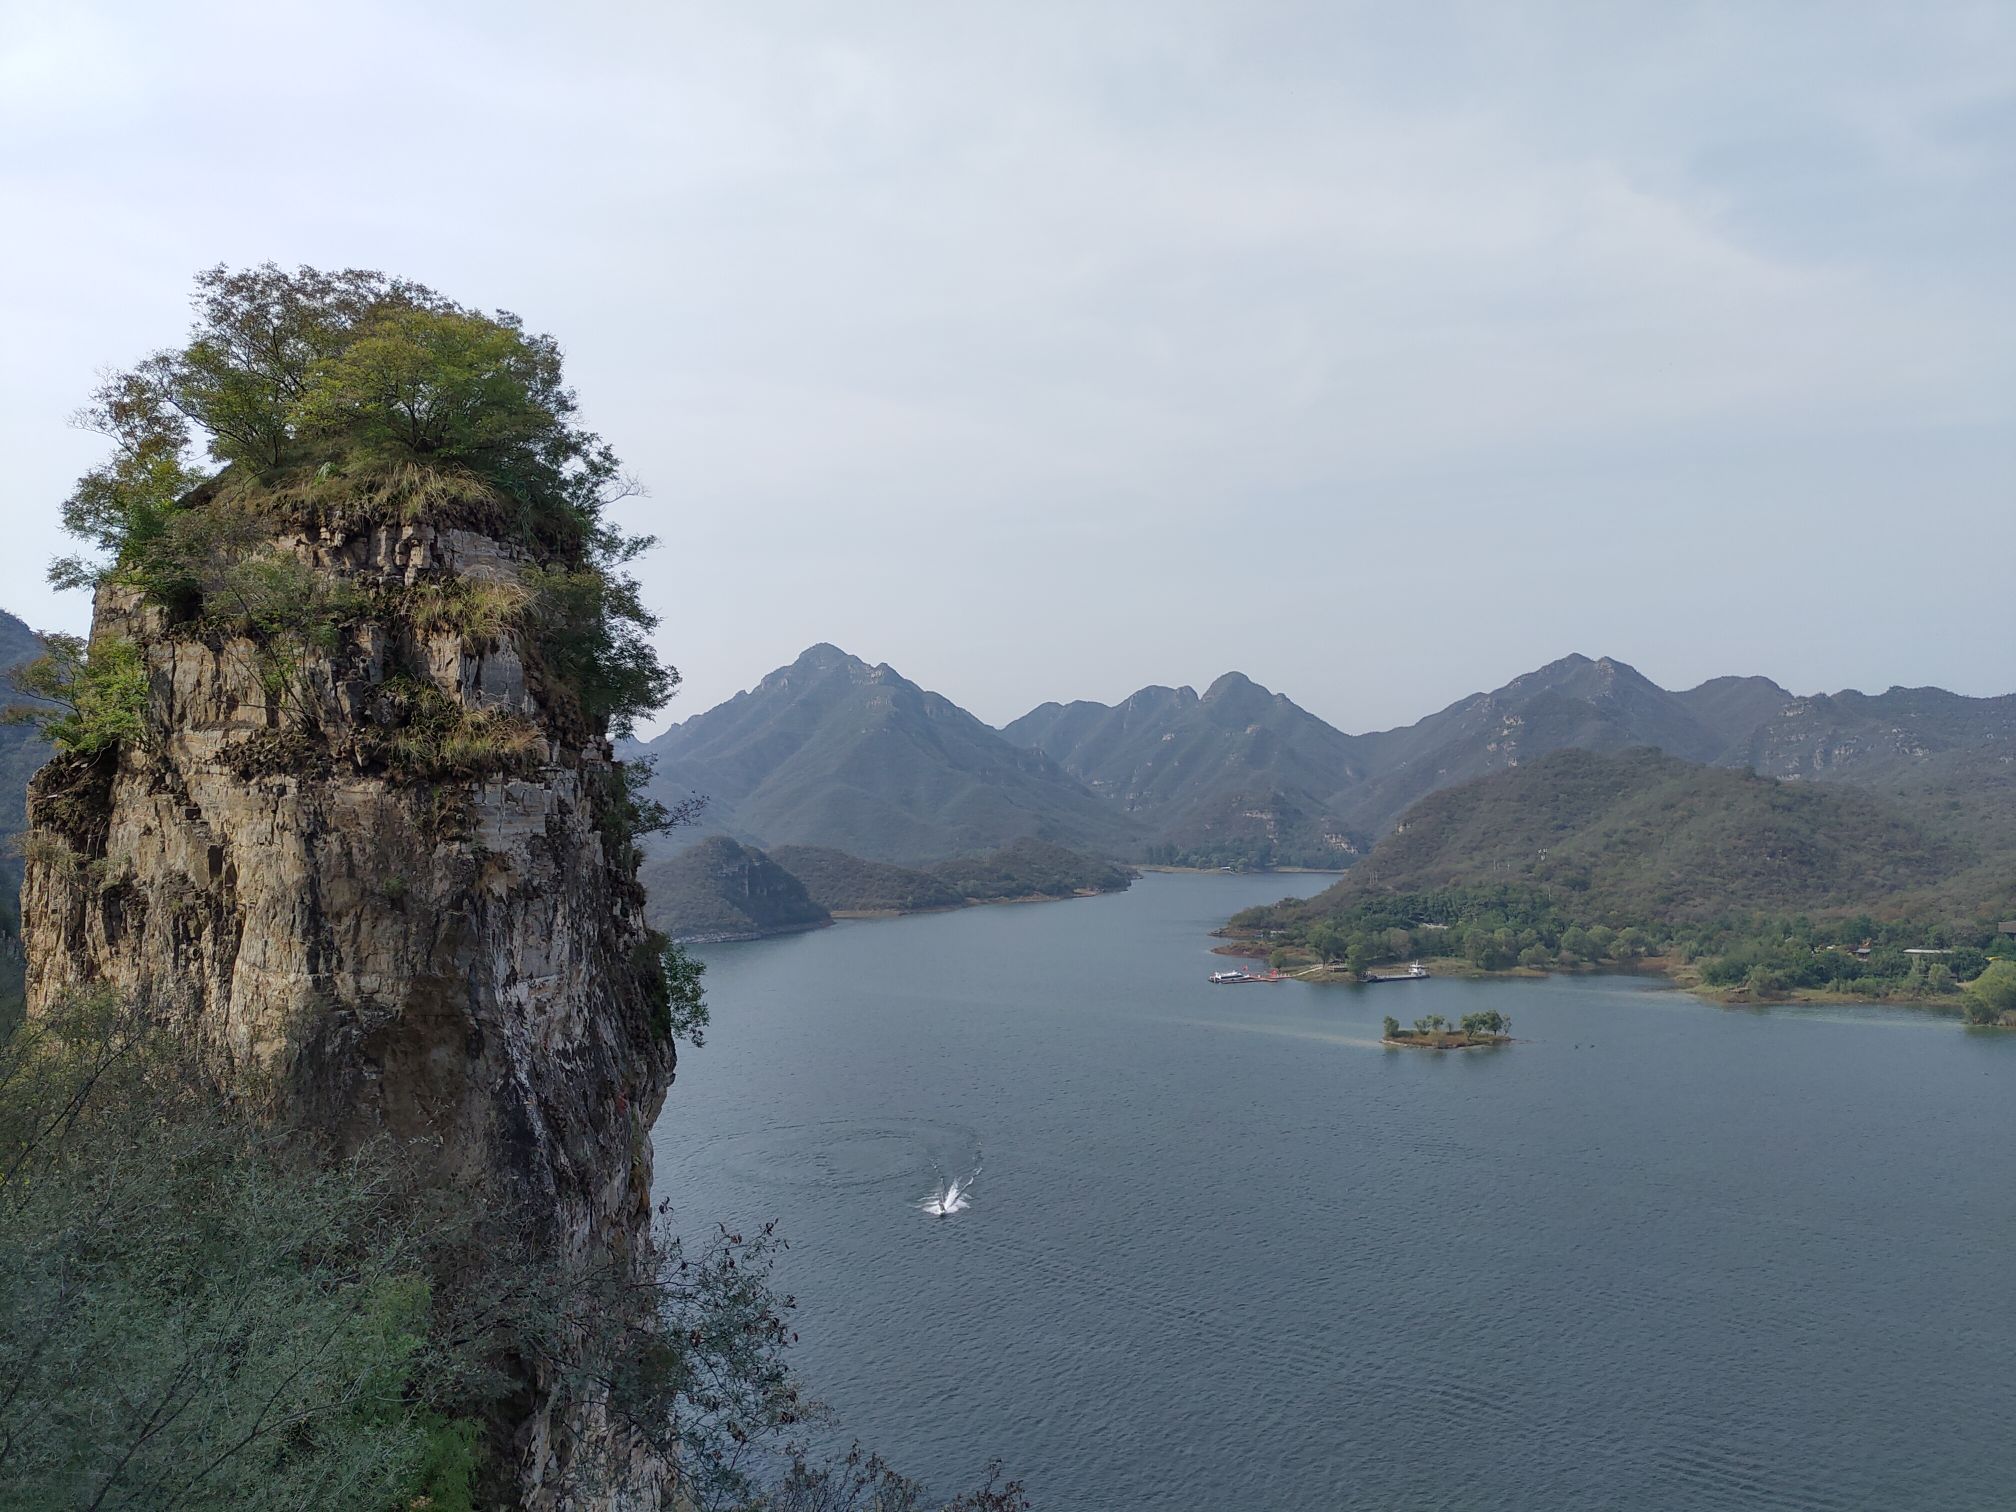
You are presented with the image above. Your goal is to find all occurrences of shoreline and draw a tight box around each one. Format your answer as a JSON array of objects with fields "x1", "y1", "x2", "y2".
[
  {"x1": 1382, "y1": 1033, "x2": 1513, "y2": 1051},
  {"x1": 671, "y1": 918, "x2": 834, "y2": 946},
  {"x1": 830, "y1": 885, "x2": 1123, "y2": 921},
  {"x1": 1137, "y1": 864, "x2": 1347, "y2": 877},
  {"x1": 1213, "y1": 940, "x2": 1982, "y2": 1014}
]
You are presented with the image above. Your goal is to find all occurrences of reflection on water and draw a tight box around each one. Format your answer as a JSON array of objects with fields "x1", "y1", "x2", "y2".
[{"x1": 654, "y1": 873, "x2": 2016, "y2": 1511}]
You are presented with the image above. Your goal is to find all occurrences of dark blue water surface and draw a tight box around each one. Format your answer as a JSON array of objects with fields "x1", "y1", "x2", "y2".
[{"x1": 651, "y1": 874, "x2": 2016, "y2": 1510}]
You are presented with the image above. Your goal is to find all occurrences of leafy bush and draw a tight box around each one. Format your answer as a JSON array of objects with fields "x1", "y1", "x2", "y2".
[
  {"x1": 0, "y1": 992, "x2": 473, "y2": 1508},
  {"x1": 638, "y1": 928, "x2": 710, "y2": 1044},
  {"x1": 4, "y1": 633, "x2": 150, "y2": 755},
  {"x1": 600, "y1": 757, "x2": 704, "y2": 870},
  {"x1": 0, "y1": 994, "x2": 1022, "y2": 1510},
  {"x1": 50, "y1": 264, "x2": 677, "y2": 739},
  {"x1": 1962, "y1": 961, "x2": 2016, "y2": 1026}
]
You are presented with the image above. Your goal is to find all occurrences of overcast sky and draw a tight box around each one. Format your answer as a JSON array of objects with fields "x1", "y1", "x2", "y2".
[{"x1": 2, "y1": 1, "x2": 2011, "y2": 734}]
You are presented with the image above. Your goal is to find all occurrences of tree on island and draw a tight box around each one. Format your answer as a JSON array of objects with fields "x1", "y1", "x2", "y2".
[{"x1": 1382, "y1": 1015, "x2": 1401, "y2": 1040}]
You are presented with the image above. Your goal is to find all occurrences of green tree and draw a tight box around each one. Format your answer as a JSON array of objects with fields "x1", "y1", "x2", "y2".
[
  {"x1": 50, "y1": 263, "x2": 675, "y2": 738},
  {"x1": 1381, "y1": 1015, "x2": 1401, "y2": 1040},
  {"x1": 4, "y1": 633, "x2": 150, "y2": 755},
  {"x1": 1305, "y1": 921, "x2": 1345, "y2": 963},
  {"x1": 1961, "y1": 960, "x2": 2016, "y2": 1026}
]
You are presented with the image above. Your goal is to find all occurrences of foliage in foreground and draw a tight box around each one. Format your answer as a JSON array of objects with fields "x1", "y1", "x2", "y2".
[
  {"x1": 0, "y1": 994, "x2": 463, "y2": 1509},
  {"x1": 0, "y1": 998, "x2": 1023, "y2": 1510}
]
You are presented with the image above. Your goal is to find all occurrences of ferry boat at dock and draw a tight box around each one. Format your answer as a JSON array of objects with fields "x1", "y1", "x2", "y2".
[
  {"x1": 1209, "y1": 967, "x2": 1286, "y2": 984},
  {"x1": 1365, "y1": 962, "x2": 1430, "y2": 983}
]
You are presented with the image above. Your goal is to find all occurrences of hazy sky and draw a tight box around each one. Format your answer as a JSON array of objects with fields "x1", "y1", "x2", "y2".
[{"x1": 2, "y1": 2, "x2": 2011, "y2": 734}]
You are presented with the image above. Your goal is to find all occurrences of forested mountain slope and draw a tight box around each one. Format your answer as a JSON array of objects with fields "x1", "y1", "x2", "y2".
[
  {"x1": 640, "y1": 836, "x2": 831, "y2": 943},
  {"x1": 1296, "y1": 747, "x2": 1960, "y2": 925}
]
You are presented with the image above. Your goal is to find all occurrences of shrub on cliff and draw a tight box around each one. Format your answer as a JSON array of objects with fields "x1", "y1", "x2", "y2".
[
  {"x1": 48, "y1": 263, "x2": 674, "y2": 738},
  {"x1": 2, "y1": 632, "x2": 149, "y2": 756}
]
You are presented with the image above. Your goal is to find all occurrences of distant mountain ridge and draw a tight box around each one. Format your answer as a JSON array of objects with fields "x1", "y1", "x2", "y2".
[
  {"x1": 636, "y1": 644, "x2": 1141, "y2": 863},
  {"x1": 1003, "y1": 671, "x2": 1367, "y2": 867},
  {"x1": 1737, "y1": 686, "x2": 2016, "y2": 781},
  {"x1": 633, "y1": 642, "x2": 2011, "y2": 873},
  {"x1": 1005, "y1": 652, "x2": 2015, "y2": 866},
  {"x1": 1324, "y1": 653, "x2": 1779, "y2": 840}
]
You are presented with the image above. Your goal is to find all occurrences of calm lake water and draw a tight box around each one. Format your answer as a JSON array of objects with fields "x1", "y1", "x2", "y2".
[{"x1": 651, "y1": 873, "x2": 2016, "y2": 1511}]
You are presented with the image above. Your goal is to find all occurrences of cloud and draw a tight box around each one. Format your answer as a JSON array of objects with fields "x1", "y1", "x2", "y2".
[{"x1": 1, "y1": 1, "x2": 2010, "y2": 727}]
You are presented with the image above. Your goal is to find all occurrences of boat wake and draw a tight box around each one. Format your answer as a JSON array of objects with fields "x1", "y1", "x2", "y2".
[{"x1": 919, "y1": 1159, "x2": 981, "y2": 1218}]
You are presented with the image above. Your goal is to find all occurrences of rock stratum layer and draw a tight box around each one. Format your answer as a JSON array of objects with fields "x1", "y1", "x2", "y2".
[{"x1": 20, "y1": 510, "x2": 677, "y2": 1508}]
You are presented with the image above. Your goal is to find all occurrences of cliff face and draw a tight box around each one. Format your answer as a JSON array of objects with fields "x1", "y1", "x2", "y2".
[{"x1": 20, "y1": 514, "x2": 677, "y2": 1507}]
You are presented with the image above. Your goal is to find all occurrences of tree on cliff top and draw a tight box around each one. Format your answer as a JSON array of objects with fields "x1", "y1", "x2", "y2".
[{"x1": 48, "y1": 263, "x2": 674, "y2": 736}]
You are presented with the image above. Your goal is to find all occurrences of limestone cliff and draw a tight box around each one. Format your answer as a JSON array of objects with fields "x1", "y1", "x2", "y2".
[{"x1": 20, "y1": 508, "x2": 678, "y2": 1507}]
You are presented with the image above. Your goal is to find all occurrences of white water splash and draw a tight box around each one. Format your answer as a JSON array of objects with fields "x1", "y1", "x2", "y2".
[{"x1": 919, "y1": 1161, "x2": 979, "y2": 1217}]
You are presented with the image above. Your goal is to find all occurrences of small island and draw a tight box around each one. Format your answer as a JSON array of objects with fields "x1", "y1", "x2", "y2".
[{"x1": 1382, "y1": 1011, "x2": 1511, "y2": 1050}]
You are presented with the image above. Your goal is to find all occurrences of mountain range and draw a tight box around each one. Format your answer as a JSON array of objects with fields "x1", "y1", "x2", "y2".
[
  {"x1": 633, "y1": 644, "x2": 1141, "y2": 862},
  {"x1": 2, "y1": 606, "x2": 2008, "y2": 924},
  {"x1": 638, "y1": 644, "x2": 2015, "y2": 871}
]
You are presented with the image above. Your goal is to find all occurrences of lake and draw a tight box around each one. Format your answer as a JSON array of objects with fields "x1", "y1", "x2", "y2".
[{"x1": 651, "y1": 872, "x2": 2016, "y2": 1510}]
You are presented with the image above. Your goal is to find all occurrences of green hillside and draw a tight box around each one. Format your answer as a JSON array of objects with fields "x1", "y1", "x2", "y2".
[
  {"x1": 1230, "y1": 748, "x2": 2009, "y2": 1003},
  {"x1": 1327, "y1": 747, "x2": 1958, "y2": 922},
  {"x1": 640, "y1": 836, "x2": 831, "y2": 943},
  {"x1": 771, "y1": 837, "x2": 1135, "y2": 914},
  {"x1": 926, "y1": 837, "x2": 1136, "y2": 903},
  {"x1": 766, "y1": 846, "x2": 965, "y2": 913}
]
